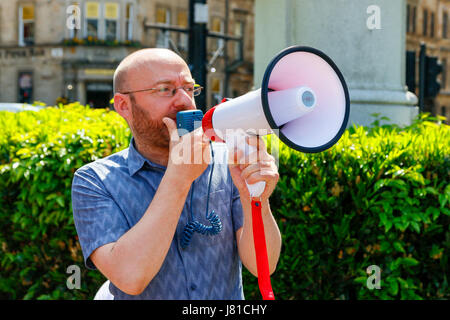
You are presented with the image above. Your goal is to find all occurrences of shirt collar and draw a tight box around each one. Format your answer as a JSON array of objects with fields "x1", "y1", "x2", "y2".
[{"x1": 128, "y1": 137, "x2": 167, "y2": 176}]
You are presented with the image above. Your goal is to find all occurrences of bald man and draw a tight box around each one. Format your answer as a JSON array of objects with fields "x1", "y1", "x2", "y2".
[{"x1": 71, "y1": 48, "x2": 281, "y2": 300}]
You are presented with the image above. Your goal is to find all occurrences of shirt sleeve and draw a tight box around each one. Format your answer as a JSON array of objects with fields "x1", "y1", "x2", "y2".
[{"x1": 71, "y1": 166, "x2": 130, "y2": 270}]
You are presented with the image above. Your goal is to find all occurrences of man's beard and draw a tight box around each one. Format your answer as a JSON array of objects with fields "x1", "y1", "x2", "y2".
[{"x1": 129, "y1": 94, "x2": 171, "y2": 149}]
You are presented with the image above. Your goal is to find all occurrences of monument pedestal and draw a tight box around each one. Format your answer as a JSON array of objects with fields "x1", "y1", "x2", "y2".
[{"x1": 254, "y1": 0, "x2": 418, "y2": 127}]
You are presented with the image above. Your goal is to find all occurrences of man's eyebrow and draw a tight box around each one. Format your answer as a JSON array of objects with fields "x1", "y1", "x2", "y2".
[{"x1": 154, "y1": 79, "x2": 195, "y2": 85}]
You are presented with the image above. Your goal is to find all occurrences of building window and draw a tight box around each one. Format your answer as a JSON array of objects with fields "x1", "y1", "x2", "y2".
[
  {"x1": 234, "y1": 21, "x2": 244, "y2": 60},
  {"x1": 177, "y1": 10, "x2": 188, "y2": 51},
  {"x1": 156, "y1": 7, "x2": 170, "y2": 48},
  {"x1": 423, "y1": 9, "x2": 428, "y2": 36},
  {"x1": 412, "y1": 6, "x2": 417, "y2": 33},
  {"x1": 442, "y1": 59, "x2": 447, "y2": 90},
  {"x1": 407, "y1": 5, "x2": 410, "y2": 33},
  {"x1": 85, "y1": 2, "x2": 100, "y2": 39},
  {"x1": 18, "y1": 72, "x2": 33, "y2": 103},
  {"x1": 19, "y1": 4, "x2": 35, "y2": 46},
  {"x1": 125, "y1": 3, "x2": 134, "y2": 41},
  {"x1": 430, "y1": 12, "x2": 435, "y2": 38},
  {"x1": 444, "y1": 12, "x2": 448, "y2": 39},
  {"x1": 210, "y1": 77, "x2": 222, "y2": 106},
  {"x1": 104, "y1": 2, "x2": 119, "y2": 41},
  {"x1": 211, "y1": 17, "x2": 224, "y2": 54}
]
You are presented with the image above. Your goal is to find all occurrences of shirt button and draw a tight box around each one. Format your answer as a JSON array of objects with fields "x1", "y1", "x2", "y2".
[{"x1": 190, "y1": 284, "x2": 197, "y2": 291}]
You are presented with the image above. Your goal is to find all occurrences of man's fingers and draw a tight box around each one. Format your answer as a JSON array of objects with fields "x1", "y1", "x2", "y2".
[
  {"x1": 241, "y1": 161, "x2": 276, "y2": 179},
  {"x1": 240, "y1": 163, "x2": 260, "y2": 180},
  {"x1": 245, "y1": 170, "x2": 279, "y2": 185},
  {"x1": 192, "y1": 127, "x2": 210, "y2": 145},
  {"x1": 228, "y1": 146, "x2": 243, "y2": 165},
  {"x1": 162, "y1": 117, "x2": 180, "y2": 143},
  {"x1": 246, "y1": 135, "x2": 266, "y2": 150},
  {"x1": 230, "y1": 148, "x2": 273, "y2": 166}
]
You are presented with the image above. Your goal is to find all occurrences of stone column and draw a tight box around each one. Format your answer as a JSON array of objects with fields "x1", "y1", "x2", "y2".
[{"x1": 254, "y1": 0, "x2": 418, "y2": 127}]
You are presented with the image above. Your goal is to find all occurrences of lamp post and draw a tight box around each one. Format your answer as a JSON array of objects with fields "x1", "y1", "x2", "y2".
[
  {"x1": 143, "y1": 0, "x2": 243, "y2": 113},
  {"x1": 188, "y1": 0, "x2": 208, "y2": 112}
]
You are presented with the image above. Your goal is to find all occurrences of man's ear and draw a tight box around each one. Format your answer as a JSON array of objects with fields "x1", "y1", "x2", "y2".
[{"x1": 114, "y1": 93, "x2": 132, "y2": 120}]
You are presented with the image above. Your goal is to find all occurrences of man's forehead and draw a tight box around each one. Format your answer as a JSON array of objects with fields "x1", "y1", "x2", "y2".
[
  {"x1": 128, "y1": 69, "x2": 194, "y2": 88},
  {"x1": 129, "y1": 58, "x2": 192, "y2": 82},
  {"x1": 154, "y1": 77, "x2": 195, "y2": 85}
]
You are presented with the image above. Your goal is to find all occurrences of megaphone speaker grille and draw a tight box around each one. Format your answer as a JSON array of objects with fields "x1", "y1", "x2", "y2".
[{"x1": 261, "y1": 46, "x2": 350, "y2": 153}]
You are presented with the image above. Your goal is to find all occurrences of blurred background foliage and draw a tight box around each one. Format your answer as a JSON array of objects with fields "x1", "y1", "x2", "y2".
[{"x1": 0, "y1": 104, "x2": 448, "y2": 299}]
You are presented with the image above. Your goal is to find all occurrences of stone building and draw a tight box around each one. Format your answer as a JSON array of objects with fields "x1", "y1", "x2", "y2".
[
  {"x1": 406, "y1": 0, "x2": 450, "y2": 119},
  {"x1": 0, "y1": 0, "x2": 255, "y2": 109}
]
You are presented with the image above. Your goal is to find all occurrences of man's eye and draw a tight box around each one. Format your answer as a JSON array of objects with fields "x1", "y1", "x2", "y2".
[
  {"x1": 158, "y1": 86, "x2": 172, "y2": 92},
  {"x1": 184, "y1": 87, "x2": 194, "y2": 92}
]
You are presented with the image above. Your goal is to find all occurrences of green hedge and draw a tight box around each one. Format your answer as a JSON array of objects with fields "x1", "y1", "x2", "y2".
[
  {"x1": 0, "y1": 104, "x2": 448, "y2": 299},
  {"x1": 243, "y1": 113, "x2": 449, "y2": 300},
  {"x1": 0, "y1": 104, "x2": 130, "y2": 299}
]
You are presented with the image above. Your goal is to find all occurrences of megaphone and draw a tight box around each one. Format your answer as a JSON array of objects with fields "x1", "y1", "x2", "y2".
[
  {"x1": 203, "y1": 45, "x2": 350, "y2": 154},
  {"x1": 201, "y1": 45, "x2": 350, "y2": 300}
]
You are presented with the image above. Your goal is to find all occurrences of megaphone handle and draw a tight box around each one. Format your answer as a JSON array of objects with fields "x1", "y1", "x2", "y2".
[
  {"x1": 246, "y1": 181, "x2": 266, "y2": 198},
  {"x1": 251, "y1": 199, "x2": 275, "y2": 300}
]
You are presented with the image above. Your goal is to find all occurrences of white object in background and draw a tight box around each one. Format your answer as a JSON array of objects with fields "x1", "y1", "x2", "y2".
[
  {"x1": 94, "y1": 280, "x2": 114, "y2": 300},
  {"x1": 194, "y1": 3, "x2": 208, "y2": 24},
  {"x1": 0, "y1": 103, "x2": 44, "y2": 113}
]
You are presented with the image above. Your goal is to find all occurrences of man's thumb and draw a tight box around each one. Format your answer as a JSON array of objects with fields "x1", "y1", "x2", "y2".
[{"x1": 162, "y1": 117, "x2": 179, "y2": 142}]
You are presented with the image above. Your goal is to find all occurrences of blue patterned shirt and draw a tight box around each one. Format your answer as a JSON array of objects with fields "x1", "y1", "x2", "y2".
[{"x1": 71, "y1": 138, "x2": 245, "y2": 299}]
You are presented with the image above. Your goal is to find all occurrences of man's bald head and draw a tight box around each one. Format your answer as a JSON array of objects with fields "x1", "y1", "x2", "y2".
[{"x1": 113, "y1": 48, "x2": 189, "y2": 94}]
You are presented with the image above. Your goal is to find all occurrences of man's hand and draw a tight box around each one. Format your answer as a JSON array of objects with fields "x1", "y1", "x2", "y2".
[
  {"x1": 162, "y1": 117, "x2": 211, "y2": 184},
  {"x1": 228, "y1": 135, "x2": 279, "y2": 201},
  {"x1": 230, "y1": 135, "x2": 282, "y2": 276}
]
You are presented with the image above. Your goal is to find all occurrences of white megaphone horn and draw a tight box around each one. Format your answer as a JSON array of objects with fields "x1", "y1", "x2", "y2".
[{"x1": 202, "y1": 45, "x2": 350, "y2": 197}]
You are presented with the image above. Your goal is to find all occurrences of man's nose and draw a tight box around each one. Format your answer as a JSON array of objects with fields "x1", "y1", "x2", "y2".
[{"x1": 173, "y1": 88, "x2": 195, "y2": 108}]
